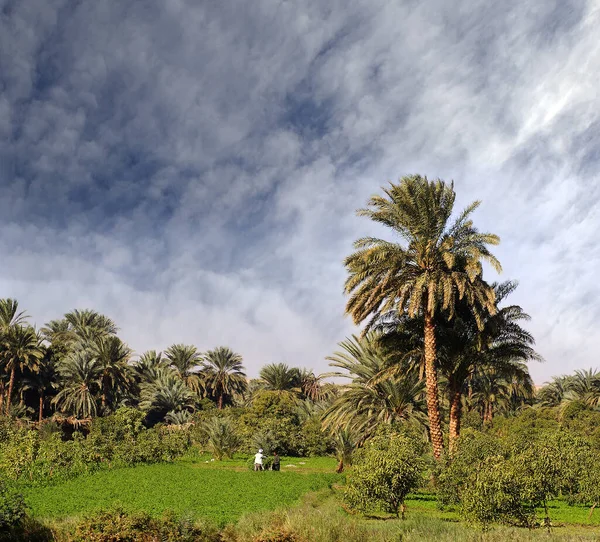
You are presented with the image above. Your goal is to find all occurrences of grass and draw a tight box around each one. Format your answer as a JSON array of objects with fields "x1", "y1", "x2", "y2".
[
  {"x1": 230, "y1": 490, "x2": 600, "y2": 542},
  {"x1": 20, "y1": 454, "x2": 600, "y2": 540},
  {"x1": 22, "y1": 456, "x2": 340, "y2": 527}
]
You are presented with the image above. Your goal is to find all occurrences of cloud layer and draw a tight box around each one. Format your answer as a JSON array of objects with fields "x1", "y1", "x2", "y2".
[{"x1": 1, "y1": 0, "x2": 599, "y2": 382}]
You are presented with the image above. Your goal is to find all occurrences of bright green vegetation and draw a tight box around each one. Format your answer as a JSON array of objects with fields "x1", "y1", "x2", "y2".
[{"x1": 22, "y1": 458, "x2": 340, "y2": 526}]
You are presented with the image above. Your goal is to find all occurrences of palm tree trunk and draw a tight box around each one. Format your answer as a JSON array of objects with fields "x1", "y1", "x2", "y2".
[
  {"x1": 0, "y1": 380, "x2": 4, "y2": 414},
  {"x1": 39, "y1": 393, "x2": 44, "y2": 425},
  {"x1": 424, "y1": 314, "x2": 444, "y2": 460},
  {"x1": 101, "y1": 375, "x2": 108, "y2": 413},
  {"x1": 218, "y1": 394, "x2": 223, "y2": 410},
  {"x1": 482, "y1": 402, "x2": 491, "y2": 424},
  {"x1": 448, "y1": 387, "x2": 462, "y2": 455},
  {"x1": 6, "y1": 367, "x2": 16, "y2": 415}
]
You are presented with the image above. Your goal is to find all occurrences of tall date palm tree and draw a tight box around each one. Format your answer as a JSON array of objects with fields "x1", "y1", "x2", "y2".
[{"x1": 344, "y1": 175, "x2": 501, "y2": 458}]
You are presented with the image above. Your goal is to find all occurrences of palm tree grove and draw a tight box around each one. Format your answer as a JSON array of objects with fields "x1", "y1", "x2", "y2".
[{"x1": 1, "y1": 176, "x2": 600, "y2": 541}]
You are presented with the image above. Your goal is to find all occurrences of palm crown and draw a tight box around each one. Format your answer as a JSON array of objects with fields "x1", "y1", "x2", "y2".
[{"x1": 202, "y1": 346, "x2": 247, "y2": 409}]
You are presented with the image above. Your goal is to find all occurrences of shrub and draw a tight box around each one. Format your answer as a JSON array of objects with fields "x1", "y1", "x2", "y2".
[
  {"x1": 460, "y1": 455, "x2": 534, "y2": 528},
  {"x1": 345, "y1": 432, "x2": 423, "y2": 518},
  {"x1": 0, "y1": 411, "x2": 191, "y2": 486},
  {"x1": 72, "y1": 506, "x2": 219, "y2": 542},
  {"x1": 297, "y1": 417, "x2": 334, "y2": 457},
  {"x1": 438, "y1": 429, "x2": 506, "y2": 507},
  {"x1": 0, "y1": 476, "x2": 26, "y2": 530},
  {"x1": 455, "y1": 429, "x2": 587, "y2": 529}
]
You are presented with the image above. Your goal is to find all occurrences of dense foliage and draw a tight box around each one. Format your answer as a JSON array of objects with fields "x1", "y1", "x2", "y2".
[
  {"x1": 0, "y1": 477, "x2": 26, "y2": 530},
  {"x1": 0, "y1": 409, "x2": 190, "y2": 485}
]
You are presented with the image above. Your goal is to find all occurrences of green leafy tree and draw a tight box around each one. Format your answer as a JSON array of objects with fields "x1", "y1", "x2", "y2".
[
  {"x1": 0, "y1": 476, "x2": 26, "y2": 530},
  {"x1": 344, "y1": 175, "x2": 501, "y2": 458},
  {"x1": 345, "y1": 431, "x2": 424, "y2": 519},
  {"x1": 460, "y1": 454, "x2": 534, "y2": 528},
  {"x1": 202, "y1": 346, "x2": 247, "y2": 409},
  {"x1": 438, "y1": 429, "x2": 507, "y2": 507}
]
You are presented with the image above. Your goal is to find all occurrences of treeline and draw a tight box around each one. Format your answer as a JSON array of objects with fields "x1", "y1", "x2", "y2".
[{"x1": 0, "y1": 300, "x2": 330, "y2": 426}]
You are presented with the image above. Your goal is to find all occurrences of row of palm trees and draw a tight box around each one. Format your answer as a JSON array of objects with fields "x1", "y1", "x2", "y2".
[
  {"x1": 0, "y1": 303, "x2": 329, "y2": 424},
  {"x1": 538, "y1": 369, "x2": 600, "y2": 408}
]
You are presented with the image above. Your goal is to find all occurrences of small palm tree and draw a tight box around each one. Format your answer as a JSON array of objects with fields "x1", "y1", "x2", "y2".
[
  {"x1": 0, "y1": 325, "x2": 44, "y2": 415},
  {"x1": 23, "y1": 347, "x2": 57, "y2": 423},
  {"x1": 165, "y1": 409, "x2": 192, "y2": 426},
  {"x1": 323, "y1": 334, "x2": 426, "y2": 443},
  {"x1": 201, "y1": 416, "x2": 240, "y2": 460},
  {"x1": 344, "y1": 175, "x2": 501, "y2": 458},
  {"x1": 139, "y1": 368, "x2": 196, "y2": 420},
  {"x1": 537, "y1": 375, "x2": 573, "y2": 407},
  {"x1": 202, "y1": 347, "x2": 247, "y2": 409},
  {"x1": 53, "y1": 351, "x2": 102, "y2": 419},
  {"x1": 133, "y1": 350, "x2": 169, "y2": 383},
  {"x1": 165, "y1": 344, "x2": 203, "y2": 394},
  {"x1": 564, "y1": 369, "x2": 600, "y2": 407},
  {"x1": 0, "y1": 298, "x2": 30, "y2": 413},
  {"x1": 469, "y1": 362, "x2": 533, "y2": 424},
  {"x1": 297, "y1": 369, "x2": 325, "y2": 401},
  {"x1": 436, "y1": 281, "x2": 539, "y2": 451},
  {"x1": 259, "y1": 363, "x2": 301, "y2": 394},
  {"x1": 0, "y1": 299, "x2": 28, "y2": 331},
  {"x1": 332, "y1": 428, "x2": 357, "y2": 473}
]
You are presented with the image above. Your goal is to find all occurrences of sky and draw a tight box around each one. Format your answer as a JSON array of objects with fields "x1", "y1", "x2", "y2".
[{"x1": 1, "y1": 0, "x2": 599, "y2": 384}]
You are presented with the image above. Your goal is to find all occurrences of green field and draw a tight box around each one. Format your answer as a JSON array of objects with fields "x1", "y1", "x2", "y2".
[
  {"x1": 22, "y1": 455, "x2": 340, "y2": 526},
  {"x1": 19, "y1": 454, "x2": 600, "y2": 540}
]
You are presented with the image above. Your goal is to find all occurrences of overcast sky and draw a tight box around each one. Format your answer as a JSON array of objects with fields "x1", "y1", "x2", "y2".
[{"x1": 1, "y1": 0, "x2": 599, "y2": 383}]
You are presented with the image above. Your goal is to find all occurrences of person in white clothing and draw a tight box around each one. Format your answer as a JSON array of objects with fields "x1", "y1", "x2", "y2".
[{"x1": 254, "y1": 449, "x2": 264, "y2": 471}]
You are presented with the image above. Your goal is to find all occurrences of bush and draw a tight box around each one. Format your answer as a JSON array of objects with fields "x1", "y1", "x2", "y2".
[
  {"x1": 72, "y1": 506, "x2": 219, "y2": 542},
  {"x1": 0, "y1": 476, "x2": 26, "y2": 530},
  {"x1": 345, "y1": 432, "x2": 423, "y2": 518},
  {"x1": 297, "y1": 417, "x2": 334, "y2": 457},
  {"x1": 0, "y1": 410, "x2": 191, "y2": 486},
  {"x1": 437, "y1": 429, "x2": 506, "y2": 507},
  {"x1": 452, "y1": 428, "x2": 589, "y2": 529},
  {"x1": 460, "y1": 455, "x2": 535, "y2": 528}
]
